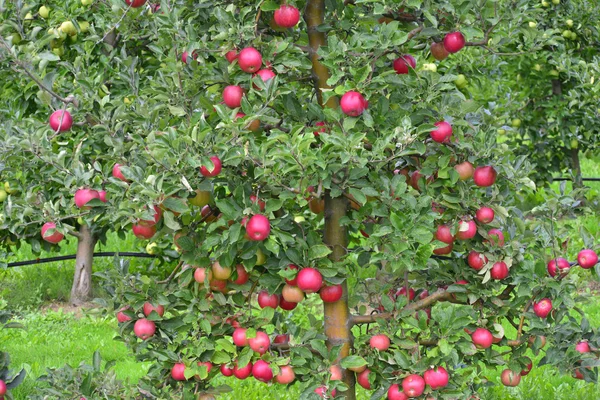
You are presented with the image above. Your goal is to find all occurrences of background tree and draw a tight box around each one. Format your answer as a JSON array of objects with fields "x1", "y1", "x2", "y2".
[{"x1": 1, "y1": 0, "x2": 599, "y2": 399}]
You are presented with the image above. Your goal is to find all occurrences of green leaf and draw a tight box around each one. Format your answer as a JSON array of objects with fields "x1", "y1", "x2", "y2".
[
  {"x1": 340, "y1": 355, "x2": 367, "y2": 369},
  {"x1": 309, "y1": 245, "x2": 332, "y2": 260}
]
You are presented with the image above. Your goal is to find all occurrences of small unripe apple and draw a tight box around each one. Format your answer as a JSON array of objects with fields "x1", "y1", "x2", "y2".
[
  {"x1": 212, "y1": 260, "x2": 232, "y2": 280},
  {"x1": 455, "y1": 74, "x2": 468, "y2": 88},
  {"x1": 528, "y1": 21, "x2": 537, "y2": 28},
  {"x1": 39, "y1": 5, "x2": 50, "y2": 18},
  {"x1": 145, "y1": 242, "x2": 158, "y2": 255},
  {"x1": 60, "y1": 21, "x2": 77, "y2": 36},
  {"x1": 421, "y1": 63, "x2": 437, "y2": 72},
  {"x1": 189, "y1": 189, "x2": 211, "y2": 207},
  {"x1": 511, "y1": 118, "x2": 522, "y2": 128}
]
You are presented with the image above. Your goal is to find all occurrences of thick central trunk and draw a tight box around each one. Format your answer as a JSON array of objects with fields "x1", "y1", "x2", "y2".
[
  {"x1": 70, "y1": 224, "x2": 97, "y2": 305},
  {"x1": 324, "y1": 194, "x2": 355, "y2": 399}
]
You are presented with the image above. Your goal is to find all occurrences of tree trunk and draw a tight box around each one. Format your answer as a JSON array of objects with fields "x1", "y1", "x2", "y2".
[
  {"x1": 70, "y1": 224, "x2": 97, "y2": 305},
  {"x1": 571, "y1": 147, "x2": 583, "y2": 189},
  {"x1": 323, "y1": 194, "x2": 355, "y2": 400}
]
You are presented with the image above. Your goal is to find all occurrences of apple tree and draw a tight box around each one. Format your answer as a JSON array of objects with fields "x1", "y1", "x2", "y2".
[{"x1": 2, "y1": 0, "x2": 600, "y2": 399}]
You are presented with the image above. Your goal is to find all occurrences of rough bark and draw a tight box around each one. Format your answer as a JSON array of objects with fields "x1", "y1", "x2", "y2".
[{"x1": 70, "y1": 224, "x2": 98, "y2": 305}]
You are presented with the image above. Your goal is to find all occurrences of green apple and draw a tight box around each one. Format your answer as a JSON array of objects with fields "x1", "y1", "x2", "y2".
[
  {"x1": 0, "y1": 190, "x2": 7, "y2": 202},
  {"x1": 511, "y1": 118, "x2": 522, "y2": 128},
  {"x1": 550, "y1": 69, "x2": 559, "y2": 76},
  {"x1": 566, "y1": 19, "x2": 574, "y2": 27},
  {"x1": 528, "y1": 21, "x2": 537, "y2": 28},
  {"x1": 60, "y1": 21, "x2": 77, "y2": 36},
  {"x1": 77, "y1": 217, "x2": 85, "y2": 225},
  {"x1": 562, "y1": 30, "x2": 572, "y2": 38},
  {"x1": 454, "y1": 74, "x2": 468, "y2": 89},
  {"x1": 4, "y1": 182, "x2": 14, "y2": 194},
  {"x1": 541, "y1": 0, "x2": 549, "y2": 6},
  {"x1": 497, "y1": 129, "x2": 506, "y2": 135},
  {"x1": 422, "y1": 63, "x2": 437, "y2": 72},
  {"x1": 256, "y1": 248, "x2": 266, "y2": 266},
  {"x1": 39, "y1": 5, "x2": 50, "y2": 18},
  {"x1": 294, "y1": 215, "x2": 305, "y2": 223},
  {"x1": 78, "y1": 21, "x2": 90, "y2": 33},
  {"x1": 24, "y1": 12, "x2": 33, "y2": 21},
  {"x1": 570, "y1": 139, "x2": 578, "y2": 149},
  {"x1": 552, "y1": 0, "x2": 560, "y2": 4},
  {"x1": 52, "y1": 46, "x2": 64, "y2": 57},
  {"x1": 570, "y1": 32, "x2": 577, "y2": 40},
  {"x1": 146, "y1": 242, "x2": 159, "y2": 255},
  {"x1": 534, "y1": 64, "x2": 542, "y2": 71},
  {"x1": 68, "y1": 34, "x2": 78, "y2": 43},
  {"x1": 9, "y1": 33, "x2": 22, "y2": 45},
  {"x1": 189, "y1": 189, "x2": 212, "y2": 207},
  {"x1": 81, "y1": 0, "x2": 93, "y2": 5}
]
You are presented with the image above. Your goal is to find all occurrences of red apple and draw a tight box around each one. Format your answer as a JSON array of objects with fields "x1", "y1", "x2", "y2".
[
  {"x1": 279, "y1": 297, "x2": 298, "y2": 310},
  {"x1": 520, "y1": 357, "x2": 533, "y2": 376},
  {"x1": 576, "y1": 341, "x2": 591, "y2": 353},
  {"x1": 257, "y1": 291, "x2": 279, "y2": 309},
  {"x1": 225, "y1": 50, "x2": 238, "y2": 63},
  {"x1": 181, "y1": 51, "x2": 198, "y2": 63},
  {"x1": 238, "y1": 47, "x2": 262, "y2": 73},
  {"x1": 249, "y1": 195, "x2": 266, "y2": 211},
  {"x1": 430, "y1": 121, "x2": 453, "y2": 143},
  {"x1": 387, "y1": 384, "x2": 409, "y2": 400},
  {"x1": 196, "y1": 361, "x2": 212, "y2": 378},
  {"x1": 282, "y1": 284, "x2": 305, "y2": 303},
  {"x1": 210, "y1": 279, "x2": 228, "y2": 293},
  {"x1": 487, "y1": 229, "x2": 505, "y2": 246},
  {"x1": 49, "y1": 109, "x2": 73, "y2": 132},
  {"x1": 248, "y1": 331, "x2": 270, "y2": 355},
  {"x1": 274, "y1": 4, "x2": 300, "y2": 28},
  {"x1": 171, "y1": 363, "x2": 187, "y2": 381},
  {"x1": 220, "y1": 364, "x2": 234, "y2": 376},
  {"x1": 200, "y1": 156, "x2": 222, "y2": 177},
  {"x1": 471, "y1": 328, "x2": 493, "y2": 349},
  {"x1": 112, "y1": 163, "x2": 128, "y2": 182},
  {"x1": 252, "y1": 360, "x2": 273, "y2": 382},
  {"x1": 139, "y1": 205, "x2": 162, "y2": 226},
  {"x1": 223, "y1": 85, "x2": 244, "y2": 108},
  {"x1": 232, "y1": 328, "x2": 248, "y2": 347},
  {"x1": 490, "y1": 261, "x2": 509, "y2": 280},
  {"x1": 443, "y1": 31, "x2": 466, "y2": 53},
  {"x1": 340, "y1": 91, "x2": 368, "y2": 117},
  {"x1": 467, "y1": 251, "x2": 487, "y2": 270},
  {"x1": 233, "y1": 361, "x2": 253, "y2": 380},
  {"x1": 475, "y1": 207, "x2": 495, "y2": 224},
  {"x1": 41, "y1": 222, "x2": 64, "y2": 244},
  {"x1": 395, "y1": 287, "x2": 415, "y2": 300},
  {"x1": 473, "y1": 166, "x2": 497, "y2": 187},
  {"x1": 357, "y1": 369, "x2": 372, "y2": 389},
  {"x1": 430, "y1": 41, "x2": 449, "y2": 60},
  {"x1": 116, "y1": 306, "x2": 131, "y2": 323},
  {"x1": 393, "y1": 55, "x2": 416, "y2": 74},
  {"x1": 423, "y1": 366, "x2": 449, "y2": 390},
  {"x1": 212, "y1": 260, "x2": 232, "y2": 280},
  {"x1": 254, "y1": 69, "x2": 276, "y2": 85},
  {"x1": 74, "y1": 188, "x2": 100, "y2": 208},
  {"x1": 574, "y1": 368, "x2": 585, "y2": 380},
  {"x1": 547, "y1": 257, "x2": 571, "y2": 278},
  {"x1": 297, "y1": 267, "x2": 323, "y2": 293},
  {"x1": 315, "y1": 386, "x2": 336, "y2": 398},
  {"x1": 276, "y1": 365, "x2": 295, "y2": 384},
  {"x1": 330, "y1": 365, "x2": 342, "y2": 381},
  {"x1": 232, "y1": 264, "x2": 249, "y2": 285},
  {"x1": 402, "y1": 374, "x2": 425, "y2": 397},
  {"x1": 456, "y1": 220, "x2": 477, "y2": 240},
  {"x1": 533, "y1": 298, "x2": 552, "y2": 318},
  {"x1": 143, "y1": 302, "x2": 164, "y2": 317},
  {"x1": 124, "y1": 0, "x2": 147, "y2": 8},
  {"x1": 133, "y1": 318, "x2": 156, "y2": 340},
  {"x1": 435, "y1": 224, "x2": 454, "y2": 244},
  {"x1": 501, "y1": 369, "x2": 521, "y2": 387},
  {"x1": 194, "y1": 267, "x2": 212, "y2": 284},
  {"x1": 98, "y1": 190, "x2": 107, "y2": 202},
  {"x1": 314, "y1": 121, "x2": 327, "y2": 137},
  {"x1": 273, "y1": 334, "x2": 290, "y2": 344},
  {"x1": 434, "y1": 243, "x2": 453, "y2": 255},
  {"x1": 284, "y1": 264, "x2": 299, "y2": 285},
  {"x1": 245, "y1": 214, "x2": 270, "y2": 241},
  {"x1": 455, "y1": 161, "x2": 474, "y2": 181},
  {"x1": 320, "y1": 284, "x2": 343, "y2": 303},
  {"x1": 0, "y1": 380, "x2": 6, "y2": 396},
  {"x1": 577, "y1": 249, "x2": 598, "y2": 269},
  {"x1": 369, "y1": 334, "x2": 391, "y2": 351},
  {"x1": 132, "y1": 224, "x2": 156, "y2": 239}
]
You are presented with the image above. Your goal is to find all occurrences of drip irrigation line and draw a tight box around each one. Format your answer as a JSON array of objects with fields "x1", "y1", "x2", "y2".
[
  {"x1": 553, "y1": 177, "x2": 600, "y2": 182},
  {"x1": 6, "y1": 252, "x2": 156, "y2": 268}
]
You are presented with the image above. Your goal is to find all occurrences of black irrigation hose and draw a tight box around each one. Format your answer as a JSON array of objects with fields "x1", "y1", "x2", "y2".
[
  {"x1": 6, "y1": 252, "x2": 156, "y2": 268},
  {"x1": 553, "y1": 178, "x2": 600, "y2": 182}
]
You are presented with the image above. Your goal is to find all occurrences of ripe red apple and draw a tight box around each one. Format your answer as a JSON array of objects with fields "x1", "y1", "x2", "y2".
[
  {"x1": 143, "y1": 302, "x2": 164, "y2": 317},
  {"x1": 402, "y1": 374, "x2": 425, "y2": 397},
  {"x1": 41, "y1": 222, "x2": 64, "y2": 244},
  {"x1": 320, "y1": 284, "x2": 343, "y2": 303},
  {"x1": 330, "y1": 365, "x2": 342, "y2": 381},
  {"x1": 443, "y1": 31, "x2": 466, "y2": 53},
  {"x1": 576, "y1": 341, "x2": 591, "y2": 353},
  {"x1": 171, "y1": 363, "x2": 187, "y2": 381},
  {"x1": 139, "y1": 205, "x2": 162, "y2": 226},
  {"x1": 132, "y1": 224, "x2": 156, "y2": 239},
  {"x1": 0, "y1": 380, "x2": 6, "y2": 396},
  {"x1": 98, "y1": 190, "x2": 107, "y2": 202},
  {"x1": 314, "y1": 386, "x2": 336, "y2": 398},
  {"x1": 196, "y1": 361, "x2": 212, "y2": 378},
  {"x1": 279, "y1": 297, "x2": 298, "y2": 310},
  {"x1": 423, "y1": 366, "x2": 449, "y2": 390},
  {"x1": 74, "y1": 188, "x2": 100, "y2": 208},
  {"x1": 210, "y1": 279, "x2": 228, "y2": 293},
  {"x1": 520, "y1": 357, "x2": 533, "y2": 376},
  {"x1": 282, "y1": 284, "x2": 305, "y2": 303},
  {"x1": 133, "y1": 318, "x2": 156, "y2": 340},
  {"x1": 233, "y1": 361, "x2": 253, "y2": 379},
  {"x1": 430, "y1": 121, "x2": 453, "y2": 143},
  {"x1": 273, "y1": 334, "x2": 290, "y2": 344},
  {"x1": 547, "y1": 257, "x2": 571, "y2": 278},
  {"x1": 435, "y1": 224, "x2": 454, "y2": 244},
  {"x1": 254, "y1": 69, "x2": 276, "y2": 84},
  {"x1": 533, "y1": 298, "x2": 552, "y2": 318},
  {"x1": 393, "y1": 55, "x2": 416, "y2": 74},
  {"x1": 284, "y1": 264, "x2": 299, "y2": 285},
  {"x1": 181, "y1": 51, "x2": 198, "y2": 63},
  {"x1": 500, "y1": 369, "x2": 521, "y2": 387},
  {"x1": 225, "y1": 50, "x2": 238, "y2": 63},
  {"x1": 369, "y1": 334, "x2": 391, "y2": 351},
  {"x1": 357, "y1": 369, "x2": 372, "y2": 389},
  {"x1": 245, "y1": 214, "x2": 270, "y2": 241},
  {"x1": 490, "y1": 261, "x2": 509, "y2": 280},
  {"x1": 455, "y1": 161, "x2": 474, "y2": 181},
  {"x1": 430, "y1": 41, "x2": 449, "y2": 60},
  {"x1": 232, "y1": 264, "x2": 249, "y2": 285},
  {"x1": 297, "y1": 267, "x2": 323, "y2": 293},
  {"x1": 434, "y1": 243, "x2": 453, "y2": 255},
  {"x1": 194, "y1": 267, "x2": 212, "y2": 284},
  {"x1": 112, "y1": 163, "x2": 129, "y2": 182},
  {"x1": 475, "y1": 207, "x2": 495, "y2": 224},
  {"x1": 125, "y1": 0, "x2": 146, "y2": 8},
  {"x1": 257, "y1": 290, "x2": 279, "y2": 309},
  {"x1": 467, "y1": 251, "x2": 488, "y2": 270},
  {"x1": 577, "y1": 249, "x2": 598, "y2": 269},
  {"x1": 471, "y1": 328, "x2": 493, "y2": 349},
  {"x1": 252, "y1": 360, "x2": 273, "y2": 382},
  {"x1": 314, "y1": 121, "x2": 327, "y2": 137},
  {"x1": 387, "y1": 384, "x2": 409, "y2": 400},
  {"x1": 238, "y1": 47, "x2": 262, "y2": 73},
  {"x1": 396, "y1": 287, "x2": 415, "y2": 300},
  {"x1": 473, "y1": 166, "x2": 497, "y2": 187},
  {"x1": 220, "y1": 364, "x2": 234, "y2": 376},
  {"x1": 274, "y1": 4, "x2": 300, "y2": 28},
  {"x1": 456, "y1": 220, "x2": 477, "y2": 240},
  {"x1": 223, "y1": 85, "x2": 244, "y2": 108},
  {"x1": 487, "y1": 229, "x2": 505, "y2": 246},
  {"x1": 199, "y1": 156, "x2": 222, "y2": 177},
  {"x1": 49, "y1": 109, "x2": 73, "y2": 132},
  {"x1": 212, "y1": 260, "x2": 232, "y2": 280},
  {"x1": 249, "y1": 195, "x2": 266, "y2": 211},
  {"x1": 116, "y1": 306, "x2": 131, "y2": 323},
  {"x1": 574, "y1": 368, "x2": 585, "y2": 380},
  {"x1": 276, "y1": 365, "x2": 296, "y2": 384},
  {"x1": 528, "y1": 335, "x2": 546, "y2": 348},
  {"x1": 340, "y1": 91, "x2": 368, "y2": 117},
  {"x1": 248, "y1": 331, "x2": 270, "y2": 355},
  {"x1": 232, "y1": 328, "x2": 248, "y2": 347}
]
